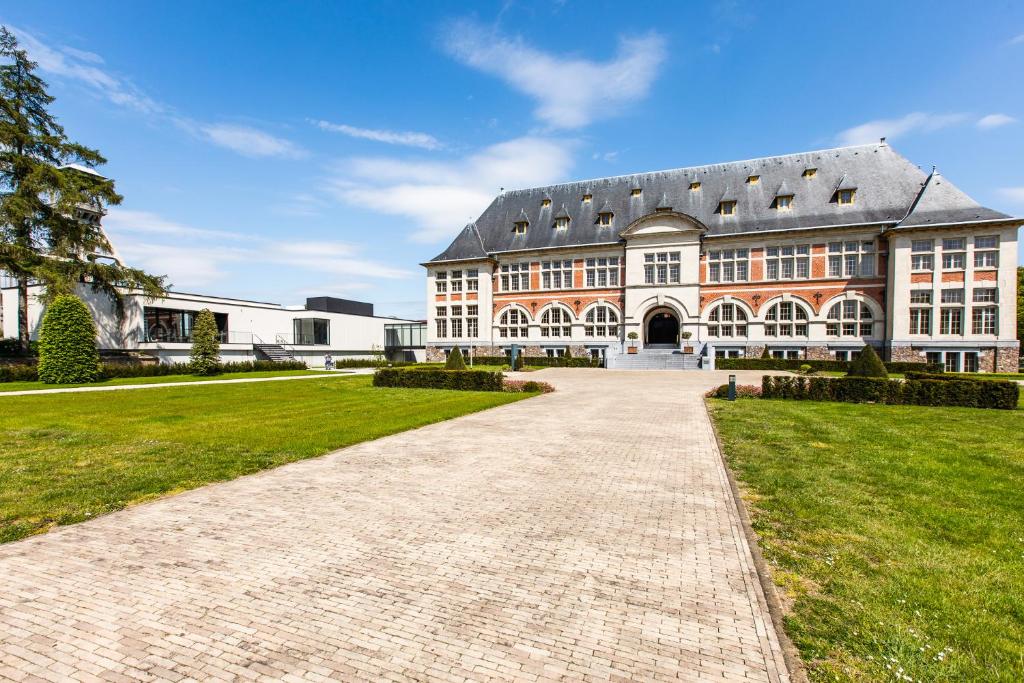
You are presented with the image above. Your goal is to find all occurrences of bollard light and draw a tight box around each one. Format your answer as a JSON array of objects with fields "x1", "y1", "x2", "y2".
[{"x1": 728, "y1": 373, "x2": 737, "y2": 401}]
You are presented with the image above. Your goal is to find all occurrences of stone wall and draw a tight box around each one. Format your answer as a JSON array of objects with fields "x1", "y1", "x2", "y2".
[
  {"x1": 804, "y1": 345, "x2": 832, "y2": 361},
  {"x1": 887, "y1": 345, "x2": 921, "y2": 363},
  {"x1": 996, "y1": 346, "x2": 1020, "y2": 373}
]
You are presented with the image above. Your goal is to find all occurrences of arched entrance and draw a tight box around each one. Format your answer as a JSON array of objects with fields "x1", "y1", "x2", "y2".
[{"x1": 646, "y1": 310, "x2": 679, "y2": 345}]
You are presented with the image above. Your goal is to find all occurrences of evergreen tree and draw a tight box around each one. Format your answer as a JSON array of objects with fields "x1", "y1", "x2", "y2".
[
  {"x1": 0, "y1": 27, "x2": 165, "y2": 353},
  {"x1": 189, "y1": 309, "x2": 221, "y2": 375},
  {"x1": 445, "y1": 346, "x2": 467, "y2": 370},
  {"x1": 760, "y1": 346, "x2": 771, "y2": 359},
  {"x1": 37, "y1": 294, "x2": 100, "y2": 383},
  {"x1": 847, "y1": 344, "x2": 888, "y2": 378}
]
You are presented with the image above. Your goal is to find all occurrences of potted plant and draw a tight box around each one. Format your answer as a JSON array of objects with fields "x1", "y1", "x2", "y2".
[
  {"x1": 627, "y1": 331, "x2": 639, "y2": 354},
  {"x1": 680, "y1": 331, "x2": 693, "y2": 354}
]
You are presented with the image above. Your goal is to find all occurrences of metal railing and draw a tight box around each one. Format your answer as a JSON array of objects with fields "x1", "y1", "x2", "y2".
[{"x1": 140, "y1": 329, "x2": 253, "y2": 344}]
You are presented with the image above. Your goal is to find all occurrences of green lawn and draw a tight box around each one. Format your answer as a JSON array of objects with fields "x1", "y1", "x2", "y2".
[
  {"x1": 709, "y1": 398, "x2": 1024, "y2": 681},
  {"x1": 0, "y1": 368, "x2": 337, "y2": 392},
  {"x1": 0, "y1": 375, "x2": 530, "y2": 544}
]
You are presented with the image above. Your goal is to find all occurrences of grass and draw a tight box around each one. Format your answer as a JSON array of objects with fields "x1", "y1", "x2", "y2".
[
  {"x1": 0, "y1": 368, "x2": 336, "y2": 393},
  {"x1": 709, "y1": 398, "x2": 1024, "y2": 681},
  {"x1": 0, "y1": 375, "x2": 531, "y2": 544}
]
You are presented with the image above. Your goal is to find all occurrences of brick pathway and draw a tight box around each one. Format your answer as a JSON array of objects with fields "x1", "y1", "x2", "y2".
[{"x1": 0, "y1": 369, "x2": 789, "y2": 682}]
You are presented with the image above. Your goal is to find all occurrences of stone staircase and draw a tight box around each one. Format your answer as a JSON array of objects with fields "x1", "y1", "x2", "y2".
[
  {"x1": 254, "y1": 343, "x2": 297, "y2": 362},
  {"x1": 607, "y1": 346, "x2": 701, "y2": 370}
]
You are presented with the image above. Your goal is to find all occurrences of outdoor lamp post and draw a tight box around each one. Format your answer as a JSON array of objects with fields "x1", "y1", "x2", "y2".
[{"x1": 728, "y1": 374, "x2": 736, "y2": 401}]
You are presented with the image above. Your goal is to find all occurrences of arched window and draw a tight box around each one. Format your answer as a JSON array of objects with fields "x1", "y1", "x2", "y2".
[
  {"x1": 584, "y1": 305, "x2": 619, "y2": 337},
  {"x1": 707, "y1": 303, "x2": 748, "y2": 338},
  {"x1": 764, "y1": 301, "x2": 810, "y2": 337},
  {"x1": 827, "y1": 300, "x2": 874, "y2": 337},
  {"x1": 498, "y1": 308, "x2": 529, "y2": 338},
  {"x1": 540, "y1": 307, "x2": 572, "y2": 337}
]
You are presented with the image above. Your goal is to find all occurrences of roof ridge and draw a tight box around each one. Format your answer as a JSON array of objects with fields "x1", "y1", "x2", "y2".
[{"x1": 500, "y1": 142, "x2": 890, "y2": 196}]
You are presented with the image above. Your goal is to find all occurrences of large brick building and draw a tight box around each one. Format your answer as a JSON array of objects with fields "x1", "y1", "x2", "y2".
[{"x1": 423, "y1": 142, "x2": 1020, "y2": 372}]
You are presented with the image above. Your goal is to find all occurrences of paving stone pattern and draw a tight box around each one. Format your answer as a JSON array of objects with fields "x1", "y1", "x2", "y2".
[{"x1": 0, "y1": 369, "x2": 789, "y2": 682}]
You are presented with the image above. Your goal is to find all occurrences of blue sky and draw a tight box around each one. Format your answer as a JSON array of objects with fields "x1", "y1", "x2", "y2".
[{"x1": 4, "y1": 1, "x2": 1023, "y2": 319}]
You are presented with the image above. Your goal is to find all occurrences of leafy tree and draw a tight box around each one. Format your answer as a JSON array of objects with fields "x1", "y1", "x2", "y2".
[
  {"x1": 189, "y1": 309, "x2": 221, "y2": 375},
  {"x1": 0, "y1": 27, "x2": 165, "y2": 353},
  {"x1": 445, "y1": 346, "x2": 467, "y2": 370},
  {"x1": 847, "y1": 344, "x2": 888, "y2": 378},
  {"x1": 37, "y1": 294, "x2": 100, "y2": 383}
]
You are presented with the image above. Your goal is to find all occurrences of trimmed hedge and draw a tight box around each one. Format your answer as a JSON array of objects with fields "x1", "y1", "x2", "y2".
[
  {"x1": 761, "y1": 375, "x2": 1018, "y2": 410},
  {"x1": 373, "y1": 367, "x2": 504, "y2": 391},
  {"x1": 0, "y1": 359, "x2": 309, "y2": 383},
  {"x1": 470, "y1": 355, "x2": 601, "y2": 368},
  {"x1": 331, "y1": 359, "x2": 417, "y2": 368},
  {"x1": 716, "y1": 357, "x2": 943, "y2": 374}
]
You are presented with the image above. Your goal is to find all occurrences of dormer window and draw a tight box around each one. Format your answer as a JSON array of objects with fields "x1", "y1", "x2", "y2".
[
  {"x1": 775, "y1": 195, "x2": 794, "y2": 210},
  {"x1": 598, "y1": 212, "x2": 613, "y2": 227},
  {"x1": 718, "y1": 200, "x2": 737, "y2": 216},
  {"x1": 554, "y1": 216, "x2": 570, "y2": 230},
  {"x1": 689, "y1": 182, "x2": 701, "y2": 191},
  {"x1": 512, "y1": 221, "x2": 528, "y2": 235},
  {"x1": 541, "y1": 198, "x2": 551, "y2": 208},
  {"x1": 582, "y1": 194, "x2": 592, "y2": 203},
  {"x1": 802, "y1": 168, "x2": 817, "y2": 178},
  {"x1": 838, "y1": 189, "x2": 856, "y2": 205},
  {"x1": 746, "y1": 175, "x2": 760, "y2": 185},
  {"x1": 630, "y1": 188, "x2": 642, "y2": 197}
]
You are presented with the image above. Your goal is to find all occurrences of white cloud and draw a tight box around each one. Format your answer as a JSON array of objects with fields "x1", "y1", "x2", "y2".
[
  {"x1": 836, "y1": 112, "x2": 969, "y2": 146},
  {"x1": 313, "y1": 120, "x2": 442, "y2": 150},
  {"x1": 997, "y1": 187, "x2": 1024, "y2": 203},
  {"x1": 11, "y1": 26, "x2": 161, "y2": 114},
  {"x1": 325, "y1": 136, "x2": 574, "y2": 242},
  {"x1": 196, "y1": 123, "x2": 307, "y2": 159},
  {"x1": 442, "y1": 20, "x2": 666, "y2": 129},
  {"x1": 104, "y1": 209, "x2": 249, "y2": 240},
  {"x1": 1009, "y1": 33, "x2": 1024, "y2": 45},
  {"x1": 977, "y1": 113, "x2": 1017, "y2": 129}
]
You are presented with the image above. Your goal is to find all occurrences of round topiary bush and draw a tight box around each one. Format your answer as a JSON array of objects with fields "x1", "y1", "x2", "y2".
[
  {"x1": 189, "y1": 308, "x2": 222, "y2": 376},
  {"x1": 37, "y1": 295, "x2": 101, "y2": 384}
]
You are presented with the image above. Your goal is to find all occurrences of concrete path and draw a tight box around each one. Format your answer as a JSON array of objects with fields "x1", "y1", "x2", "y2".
[
  {"x1": 0, "y1": 371, "x2": 361, "y2": 397},
  {"x1": 0, "y1": 369, "x2": 789, "y2": 682}
]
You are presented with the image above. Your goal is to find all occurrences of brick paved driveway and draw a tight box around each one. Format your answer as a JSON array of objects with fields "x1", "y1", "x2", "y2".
[{"x1": 0, "y1": 369, "x2": 789, "y2": 682}]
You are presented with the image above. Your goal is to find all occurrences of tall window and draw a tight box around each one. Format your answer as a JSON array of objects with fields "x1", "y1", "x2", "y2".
[
  {"x1": 828, "y1": 240, "x2": 875, "y2": 278},
  {"x1": 435, "y1": 270, "x2": 447, "y2": 293},
  {"x1": 644, "y1": 251, "x2": 681, "y2": 284},
  {"x1": 541, "y1": 260, "x2": 573, "y2": 289},
  {"x1": 435, "y1": 318, "x2": 447, "y2": 338},
  {"x1": 450, "y1": 270, "x2": 463, "y2": 292},
  {"x1": 764, "y1": 301, "x2": 809, "y2": 337},
  {"x1": 939, "y1": 307, "x2": 963, "y2": 335},
  {"x1": 707, "y1": 303, "x2": 748, "y2": 338},
  {"x1": 707, "y1": 248, "x2": 749, "y2": 283},
  {"x1": 499, "y1": 262, "x2": 530, "y2": 291},
  {"x1": 585, "y1": 256, "x2": 620, "y2": 287},
  {"x1": 826, "y1": 301, "x2": 873, "y2": 337},
  {"x1": 765, "y1": 245, "x2": 809, "y2": 280},
  {"x1": 909, "y1": 290, "x2": 931, "y2": 335},
  {"x1": 539, "y1": 307, "x2": 572, "y2": 337},
  {"x1": 974, "y1": 235, "x2": 999, "y2": 268},
  {"x1": 466, "y1": 305, "x2": 479, "y2": 338},
  {"x1": 450, "y1": 317, "x2": 463, "y2": 338},
  {"x1": 584, "y1": 305, "x2": 619, "y2": 337},
  {"x1": 293, "y1": 318, "x2": 330, "y2": 345},
  {"x1": 941, "y1": 237, "x2": 966, "y2": 270},
  {"x1": 911, "y1": 239, "x2": 934, "y2": 271},
  {"x1": 972, "y1": 306, "x2": 997, "y2": 335},
  {"x1": 498, "y1": 308, "x2": 530, "y2": 338},
  {"x1": 466, "y1": 269, "x2": 479, "y2": 291}
]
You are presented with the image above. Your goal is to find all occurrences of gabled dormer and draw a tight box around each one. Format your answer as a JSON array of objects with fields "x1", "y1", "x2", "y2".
[
  {"x1": 831, "y1": 174, "x2": 857, "y2": 205},
  {"x1": 512, "y1": 208, "x2": 529, "y2": 235},
  {"x1": 771, "y1": 179, "x2": 794, "y2": 210},
  {"x1": 553, "y1": 204, "x2": 570, "y2": 230},
  {"x1": 595, "y1": 200, "x2": 614, "y2": 227}
]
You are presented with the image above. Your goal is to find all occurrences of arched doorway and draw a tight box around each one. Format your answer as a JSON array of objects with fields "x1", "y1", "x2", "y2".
[{"x1": 646, "y1": 310, "x2": 679, "y2": 345}]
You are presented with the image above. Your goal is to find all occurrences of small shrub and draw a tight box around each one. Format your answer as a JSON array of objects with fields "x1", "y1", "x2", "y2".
[
  {"x1": 503, "y1": 379, "x2": 555, "y2": 393},
  {"x1": 445, "y1": 347, "x2": 467, "y2": 370},
  {"x1": 760, "y1": 347, "x2": 771, "y2": 359},
  {"x1": 189, "y1": 309, "x2": 221, "y2": 376},
  {"x1": 37, "y1": 295, "x2": 101, "y2": 384},
  {"x1": 847, "y1": 345, "x2": 888, "y2": 378},
  {"x1": 705, "y1": 384, "x2": 762, "y2": 399},
  {"x1": 0, "y1": 338, "x2": 38, "y2": 356},
  {"x1": 0, "y1": 363, "x2": 40, "y2": 382},
  {"x1": 373, "y1": 367, "x2": 504, "y2": 391},
  {"x1": 799, "y1": 364, "x2": 813, "y2": 375}
]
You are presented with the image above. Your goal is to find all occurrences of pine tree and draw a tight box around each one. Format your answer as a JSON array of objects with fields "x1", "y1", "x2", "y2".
[
  {"x1": 445, "y1": 346, "x2": 467, "y2": 370},
  {"x1": 37, "y1": 294, "x2": 100, "y2": 383},
  {"x1": 189, "y1": 309, "x2": 221, "y2": 375},
  {"x1": 0, "y1": 27, "x2": 165, "y2": 353},
  {"x1": 847, "y1": 344, "x2": 888, "y2": 378}
]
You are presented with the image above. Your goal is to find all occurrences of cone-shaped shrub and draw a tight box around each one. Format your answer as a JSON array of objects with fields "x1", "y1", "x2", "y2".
[
  {"x1": 760, "y1": 346, "x2": 771, "y2": 359},
  {"x1": 189, "y1": 309, "x2": 221, "y2": 375},
  {"x1": 847, "y1": 344, "x2": 888, "y2": 378},
  {"x1": 37, "y1": 295, "x2": 101, "y2": 384},
  {"x1": 445, "y1": 346, "x2": 467, "y2": 370}
]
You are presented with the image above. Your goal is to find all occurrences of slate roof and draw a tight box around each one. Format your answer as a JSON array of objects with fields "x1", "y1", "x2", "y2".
[{"x1": 426, "y1": 142, "x2": 1012, "y2": 263}]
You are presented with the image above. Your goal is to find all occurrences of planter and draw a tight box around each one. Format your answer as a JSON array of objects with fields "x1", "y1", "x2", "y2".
[
  {"x1": 682, "y1": 345, "x2": 694, "y2": 354},
  {"x1": 627, "y1": 346, "x2": 638, "y2": 354}
]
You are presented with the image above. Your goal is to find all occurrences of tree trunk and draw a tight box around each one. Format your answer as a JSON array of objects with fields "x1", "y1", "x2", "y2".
[{"x1": 17, "y1": 275, "x2": 29, "y2": 353}]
